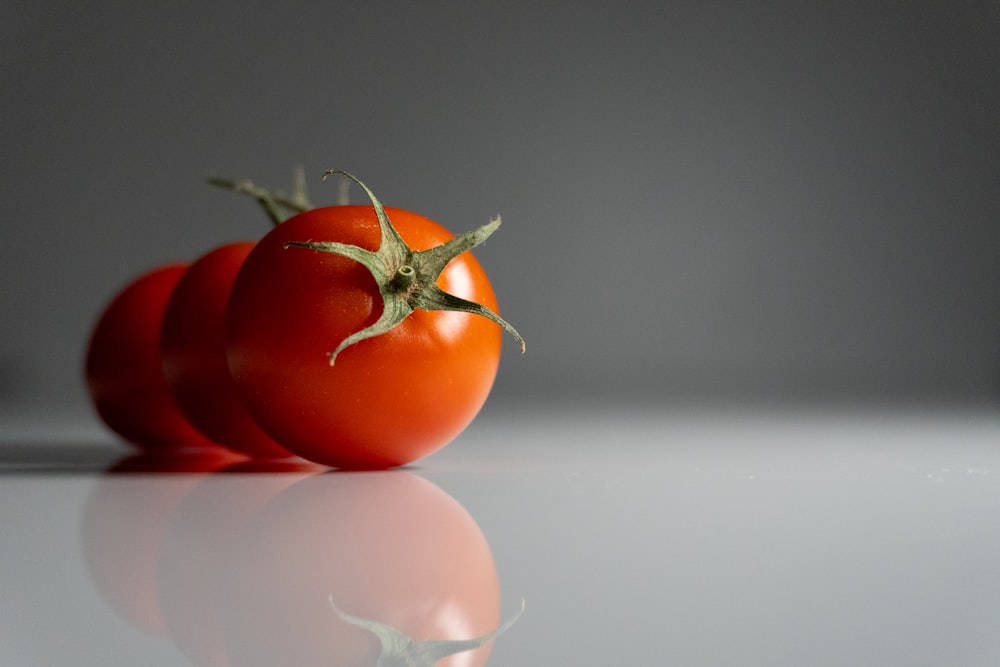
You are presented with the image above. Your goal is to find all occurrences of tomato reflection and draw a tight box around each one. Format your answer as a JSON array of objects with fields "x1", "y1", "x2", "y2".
[
  {"x1": 80, "y1": 447, "x2": 245, "y2": 636},
  {"x1": 158, "y1": 458, "x2": 323, "y2": 665},
  {"x1": 221, "y1": 471, "x2": 508, "y2": 667},
  {"x1": 82, "y1": 461, "x2": 519, "y2": 666}
]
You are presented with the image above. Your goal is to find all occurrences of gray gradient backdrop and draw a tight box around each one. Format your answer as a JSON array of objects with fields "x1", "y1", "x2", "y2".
[{"x1": 3, "y1": 1, "x2": 999, "y2": 417}]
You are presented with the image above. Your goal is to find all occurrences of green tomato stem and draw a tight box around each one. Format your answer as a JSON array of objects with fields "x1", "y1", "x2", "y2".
[
  {"x1": 286, "y1": 169, "x2": 525, "y2": 364},
  {"x1": 207, "y1": 165, "x2": 314, "y2": 225}
]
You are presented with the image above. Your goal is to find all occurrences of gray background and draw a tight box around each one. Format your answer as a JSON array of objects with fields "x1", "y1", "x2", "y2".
[{"x1": 3, "y1": 1, "x2": 999, "y2": 418}]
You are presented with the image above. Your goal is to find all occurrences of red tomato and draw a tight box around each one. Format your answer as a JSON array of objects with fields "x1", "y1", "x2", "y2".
[
  {"x1": 221, "y1": 471, "x2": 507, "y2": 666},
  {"x1": 85, "y1": 265, "x2": 220, "y2": 450},
  {"x1": 225, "y1": 205, "x2": 504, "y2": 468},
  {"x1": 160, "y1": 243, "x2": 294, "y2": 459}
]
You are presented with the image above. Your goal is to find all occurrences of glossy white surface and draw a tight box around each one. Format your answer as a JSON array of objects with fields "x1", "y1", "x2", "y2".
[{"x1": 3, "y1": 403, "x2": 1000, "y2": 665}]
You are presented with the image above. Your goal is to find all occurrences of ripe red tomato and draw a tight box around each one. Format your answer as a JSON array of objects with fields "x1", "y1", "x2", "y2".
[
  {"x1": 225, "y1": 204, "x2": 506, "y2": 468},
  {"x1": 160, "y1": 242, "x2": 294, "y2": 459},
  {"x1": 85, "y1": 265, "x2": 220, "y2": 450},
  {"x1": 221, "y1": 471, "x2": 507, "y2": 666}
]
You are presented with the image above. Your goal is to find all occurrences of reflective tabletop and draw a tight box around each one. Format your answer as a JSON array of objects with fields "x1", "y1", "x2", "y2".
[{"x1": 3, "y1": 402, "x2": 1000, "y2": 665}]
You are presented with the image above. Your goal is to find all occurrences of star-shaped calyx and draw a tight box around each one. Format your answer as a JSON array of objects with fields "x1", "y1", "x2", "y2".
[{"x1": 285, "y1": 170, "x2": 525, "y2": 365}]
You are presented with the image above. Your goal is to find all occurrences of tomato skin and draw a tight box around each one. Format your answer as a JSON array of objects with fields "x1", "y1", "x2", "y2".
[
  {"x1": 222, "y1": 471, "x2": 502, "y2": 666},
  {"x1": 85, "y1": 265, "x2": 219, "y2": 450},
  {"x1": 225, "y1": 205, "x2": 503, "y2": 468},
  {"x1": 160, "y1": 242, "x2": 294, "y2": 460}
]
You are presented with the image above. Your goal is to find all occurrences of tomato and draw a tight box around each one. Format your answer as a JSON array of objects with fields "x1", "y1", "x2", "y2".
[
  {"x1": 160, "y1": 242, "x2": 294, "y2": 459},
  {"x1": 221, "y1": 471, "x2": 516, "y2": 666},
  {"x1": 85, "y1": 265, "x2": 220, "y2": 450},
  {"x1": 225, "y1": 184, "x2": 517, "y2": 468}
]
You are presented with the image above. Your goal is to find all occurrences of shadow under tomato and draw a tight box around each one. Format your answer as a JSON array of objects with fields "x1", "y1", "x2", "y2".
[
  {"x1": 0, "y1": 442, "x2": 125, "y2": 474},
  {"x1": 216, "y1": 458, "x2": 326, "y2": 474}
]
